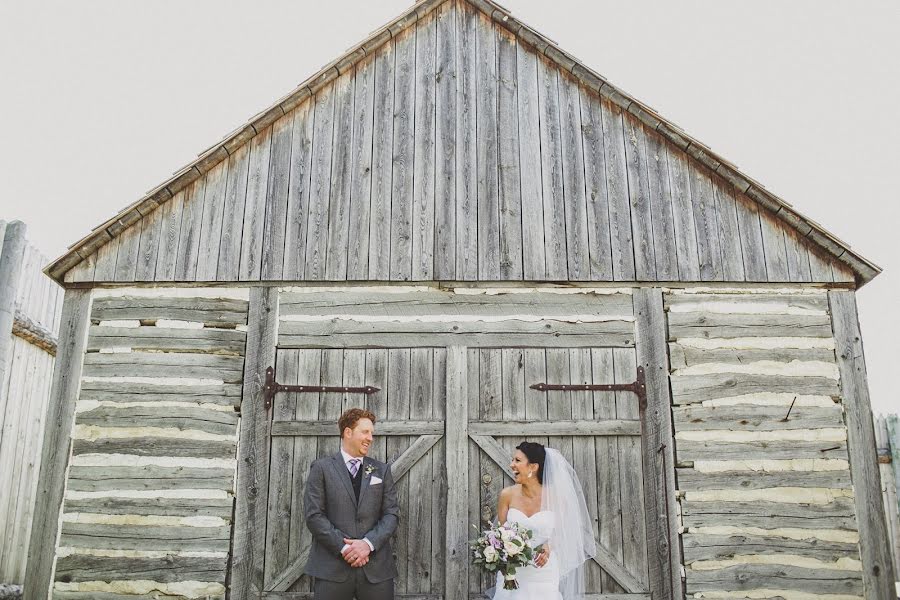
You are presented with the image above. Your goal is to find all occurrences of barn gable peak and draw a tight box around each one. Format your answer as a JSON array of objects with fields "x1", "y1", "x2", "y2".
[{"x1": 48, "y1": 0, "x2": 880, "y2": 286}]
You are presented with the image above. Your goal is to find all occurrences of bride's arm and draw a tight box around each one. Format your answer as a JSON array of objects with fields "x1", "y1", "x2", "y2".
[{"x1": 496, "y1": 486, "x2": 512, "y2": 524}]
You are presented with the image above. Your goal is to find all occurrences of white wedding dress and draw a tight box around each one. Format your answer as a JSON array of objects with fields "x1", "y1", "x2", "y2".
[{"x1": 491, "y1": 508, "x2": 561, "y2": 600}]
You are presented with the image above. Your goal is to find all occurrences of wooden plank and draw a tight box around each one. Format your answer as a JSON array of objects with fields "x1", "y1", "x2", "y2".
[
  {"x1": 681, "y1": 498, "x2": 858, "y2": 530},
  {"x1": 667, "y1": 311, "x2": 833, "y2": 339},
  {"x1": 196, "y1": 158, "x2": 229, "y2": 281},
  {"x1": 59, "y1": 523, "x2": 230, "y2": 551},
  {"x1": 672, "y1": 404, "x2": 844, "y2": 431},
  {"x1": 175, "y1": 178, "x2": 207, "y2": 281},
  {"x1": 784, "y1": 224, "x2": 813, "y2": 283},
  {"x1": 469, "y1": 434, "x2": 514, "y2": 480},
  {"x1": 579, "y1": 89, "x2": 613, "y2": 281},
  {"x1": 664, "y1": 291, "x2": 829, "y2": 312},
  {"x1": 669, "y1": 343, "x2": 835, "y2": 369},
  {"x1": 411, "y1": 14, "x2": 437, "y2": 282},
  {"x1": 407, "y1": 348, "x2": 435, "y2": 591},
  {"x1": 91, "y1": 232, "x2": 120, "y2": 282},
  {"x1": 516, "y1": 36, "x2": 545, "y2": 280},
  {"x1": 134, "y1": 201, "x2": 162, "y2": 281},
  {"x1": 685, "y1": 564, "x2": 862, "y2": 596},
  {"x1": 689, "y1": 169, "x2": 723, "y2": 281},
  {"x1": 497, "y1": 29, "x2": 523, "y2": 280},
  {"x1": 78, "y1": 380, "x2": 241, "y2": 405},
  {"x1": 430, "y1": 350, "x2": 447, "y2": 596},
  {"x1": 368, "y1": 39, "x2": 395, "y2": 280},
  {"x1": 468, "y1": 420, "x2": 640, "y2": 437},
  {"x1": 475, "y1": 14, "x2": 500, "y2": 280},
  {"x1": 676, "y1": 467, "x2": 852, "y2": 490},
  {"x1": 61, "y1": 496, "x2": 234, "y2": 519},
  {"x1": 713, "y1": 181, "x2": 746, "y2": 281},
  {"x1": 87, "y1": 325, "x2": 246, "y2": 354},
  {"x1": 277, "y1": 331, "x2": 634, "y2": 349},
  {"x1": 229, "y1": 287, "x2": 278, "y2": 600},
  {"x1": 324, "y1": 71, "x2": 355, "y2": 280},
  {"x1": 667, "y1": 148, "x2": 701, "y2": 281},
  {"x1": 113, "y1": 223, "x2": 140, "y2": 282},
  {"x1": 261, "y1": 113, "x2": 293, "y2": 281},
  {"x1": 682, "y1": 533, "x2": 860, "y2": 563},
  {"x1": 623, "y1": 117, "x2": 655, "y2": 280},
  {"x1": 645, "y1": 130, "x2": 678, "y2": 281},
  {"x1": 76, "y1": 405, "x2": 239, "y2": 435},
  {"x1": 218, "y1": 144, "x2": 251, "y2": 281},
  {"x1": 537, "y1": 56, "x2": 567, "y2": 279},
  {"x1": 676, "y1": 439, "x2": 848, "y2": 462},
  {"x1": 601, "y1": 100, "x2": 635, "y2": 281},
  {"x1": 272, "y1": 420, "x2": 442, "y2": 436},
  {"x1": 24, "y1": 289, "x2": 91, "y2": 600},
  {"x1": 283, "y1": 101, "x2": 314, "y2": 280},
  {"x1": 91, "y1": 296, "x2": 248, "y2": 324},
  {"x1": 55, "y1": 554, "x2": 226, "y2": 584},
  {"x1": 434, "y1": 0, "x2": 457, "y2": 280},
  {"x1": 72, "y1": 437, "x2": 237, "y2": 459},
  {"x1": 828, "y1": 290, "x2": 897, "y2": 597},
  {"x1": 304, "y1": 83, "x2": 336, "y2": 281},
  {"x1": 758, "y1": 207, "x2": 789, "y2": 282},
  {"x1": 809, "y1": 247, "x2": 836, "y2": 283},
  {"x1": 671, "y1": 373, "x2": 840, "y2": 404},
  {"x1": 733, "y1": 191, "x2": 767, "y2": 282},
  {"x1": 559, "y1": 73, "x2": 590, "y2": 280},
  {"x1": 153, "y1": 190, "x2": 184, "y2": 282},
  {"x1": 81, "y1": 351, "x2": 244, "y2": 382},
  {"x1": 633, "y1": 288, "x2": 682, "y2": 598},
  {"x1": 238, "y1": 126, "x2": 273, "y2": 281},
  {"x1": 445, "y1": 345, "x2": 468, "y2": 600},
  {"x1": 389, "y1": 28, "x2": 417, "y2": 281},
  {"x1": 66, "y1": 466, "x2": 234, "y2": 492},
  {"x1": 455, "y1": 1, "x2": 478, "y2": 281},
  {"x1": 390, "y1": 434, "x2": 441, "y2": 482},
  {"x1": 346, "y1": 56, "x2": 376, "y2": 280},
  {"x1": 387, "y1": 348, "x2": 411, "y2": 593}
]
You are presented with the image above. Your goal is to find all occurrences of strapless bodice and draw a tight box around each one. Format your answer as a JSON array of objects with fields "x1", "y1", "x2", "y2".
[{"x1": 506, "y1": 508, "x2": 555, "y2": 547}]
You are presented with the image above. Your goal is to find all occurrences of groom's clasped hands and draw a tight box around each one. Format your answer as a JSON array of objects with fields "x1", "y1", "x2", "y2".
[{"x1": 341, "y1": 537, "x2": 371, "y2": 568}]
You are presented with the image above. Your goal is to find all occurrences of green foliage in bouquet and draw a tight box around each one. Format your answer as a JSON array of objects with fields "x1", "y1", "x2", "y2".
[{"x1": 469, "y1": 521, "x2": 544, "y2": 590}]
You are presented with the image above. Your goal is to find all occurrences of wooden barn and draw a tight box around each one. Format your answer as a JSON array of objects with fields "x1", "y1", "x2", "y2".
[{"x1": 25, "y1": 1, "x2": 894, "y2": 599}]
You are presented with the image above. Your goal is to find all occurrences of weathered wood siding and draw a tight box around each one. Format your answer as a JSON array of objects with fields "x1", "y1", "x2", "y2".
[
  {"x1": 49, "y1": 289, "x2": 248, "y2": 600},
  {"x1": 875, "y1": 414, "x2": 900, "y2": 579},
  {"x1": 0, "y1": 225, "x2": 64, "y2": 584},
  {"x1": 666, "y1": 288, "x2": 865, "y2": 599},
  {"x1": 63, "y1": 0, "x2": 855, "y2": 287}
]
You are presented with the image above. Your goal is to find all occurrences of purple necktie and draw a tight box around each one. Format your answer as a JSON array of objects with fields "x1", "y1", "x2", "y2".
[{"x1": 349, "y1": 458, "x2": 361, "y2": 477}]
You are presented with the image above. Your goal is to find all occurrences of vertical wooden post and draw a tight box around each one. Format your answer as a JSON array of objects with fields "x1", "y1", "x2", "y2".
[
  {"x1": 445, "y1": 345, "x2": 469, "y2": 600},
  {"x1": 829, "y1": 290, "x2": 897, "y2": 599},
  {"x1": 0, "y1": 221, "x2": 27, "y2": 410},
  {"x1": 875, "y1": 416, "x2": 900, "y2": 577},
  {"x1": 23, "y1": 288, "x2": 91, "y2": 600},
  {"x1": 633, "y1": 287, "x2": 683, "y2": 600},
  {"x1": 229, "y1": 286, "x2": 278, "y2": 600}
]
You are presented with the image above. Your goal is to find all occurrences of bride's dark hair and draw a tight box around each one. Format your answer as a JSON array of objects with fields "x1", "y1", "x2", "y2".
[{"x1": 516, "y1": 441, "x2": 546, "y2": 484}]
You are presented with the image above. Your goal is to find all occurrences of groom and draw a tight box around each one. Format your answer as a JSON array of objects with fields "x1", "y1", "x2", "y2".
[{"x1": 304, "y1": 407, "x2": 400, "y2": 599}]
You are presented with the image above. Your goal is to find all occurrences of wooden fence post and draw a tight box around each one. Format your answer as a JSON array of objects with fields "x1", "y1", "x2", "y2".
[
  {"x1": 875, "y1": 416, "x2": 900, "y2": 579},
  {"x1": 229, "y1": 286, "x2": 278, "y2": 600},
  {"x1": 23, "y1": 288, "x2": 91, "y2": 600},
  {"x1": 0, "y1": 220, "x2": 27, "y2": 410},
  {"x1": 828, "y1": 290, "x2": 897, "y2": 598}
]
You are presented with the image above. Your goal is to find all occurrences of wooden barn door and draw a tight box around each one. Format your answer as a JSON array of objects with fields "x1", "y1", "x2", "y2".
[
  {"x1": 260, "y1": 347, "x2": 448, "y2": 599},
  {"x1": 462, "y1": 347, "x2": 651, "y2": 598}
]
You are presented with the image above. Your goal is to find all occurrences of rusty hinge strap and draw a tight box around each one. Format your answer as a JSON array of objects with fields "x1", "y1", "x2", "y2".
[
  {"x1": 263, "y1": 366, "x2": 380, "y2": 410},
  {"x1": 530, "y1": 366, "x2": 647, "y2": 410}
]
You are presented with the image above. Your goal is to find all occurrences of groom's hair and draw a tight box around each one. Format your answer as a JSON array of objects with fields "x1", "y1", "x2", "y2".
[{"x1": 339, "y1": 408, "x2": 377, "y2": 437}]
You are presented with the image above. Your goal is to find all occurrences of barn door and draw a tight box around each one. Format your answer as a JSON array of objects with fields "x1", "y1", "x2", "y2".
[
  {"x1": 463, "y1": 347, "x2": 651, "y2": 597},
  {"x1": 260, "y1": 348, "x2": 448, "y2": 599}
]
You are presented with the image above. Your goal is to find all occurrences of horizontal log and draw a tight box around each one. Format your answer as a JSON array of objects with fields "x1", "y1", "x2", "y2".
[
  {"x1": 60, "y1": 523, "x2": 231, "y2": 551},
  {"x1": 77, "y1": 405, "x2": 239, "y2": 436},
  {"x1": 681, "y1": 498, "x2": 858, "y2": 531},
  {"x1": 668, "y1": 344, "x2": 835, "y2": 370},
  {"x1": 469, "y1": 420, "x2": 641, "y2": 436},
  {"x1": 278, "y1": 318, "x2": 633, "y2": 337},
  {"x1": 67, "y1": 466, "x2": 234, "y2": 492},
  {"x1": 261, "y1": 595, "x2": 649, "y2": 600},
  {"x1": 277, "y1": 331, "x2": 635, "y2": 349},
  {"x1": 272, "y1": 420, "x2": 443, "y2": 436},
  {"x1": 13, "y1": 309, "x2": 58, "y2": 355},
  {"x1": 685, "y1": 564, "x2": 862, "y2": 595},
  {"x1": 78, "y1": 381, "x2": 242, "y2": 406},
  {"x1": 676, "y1": 468, "x2": 852, "y2": 491},
  {"x1": 673, "y1": 404, "x2": 844, "y2": 431},
  {"x1": 676, "y1": 439, "x2": 848, "y2": 462},
  {"x1": 88, "y1": 325, "x2": 246, "y2": 354},
  {"x1": 55, "y1": 554, "x2": 227, "y2": 583},
  {"x1": 668, "y1": 312, "x2": 833, "y2": 340},
  {"x1": 682, "y1": 533, "x2": 860, "y2": 564},
  {"x1": 82, "y1": 352, "x2": 245, "y2": 383},
  {"x1": 91, "y1": 296, "x2": 248, "y2": 324},
  {"x1": 53, "y1": 593, "x2": 222, "y2": 600},
  {"x1": 670, "y1": 373, "x2": 839, "y2": 404},
  {"x1": 62, "y1": 496, "x2": 234, "y2": 519},
  {"x1": 664, "y1": 293, "x2": 828, "y2": 312},
  {"x1": 73, "y1": 437, "x2": 237, "y2": 460}
]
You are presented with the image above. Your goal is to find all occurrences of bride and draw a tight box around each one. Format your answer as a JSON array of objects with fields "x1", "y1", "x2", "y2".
[{"x1": 490, "y1": 442, "x2": 596, "y2": 599}]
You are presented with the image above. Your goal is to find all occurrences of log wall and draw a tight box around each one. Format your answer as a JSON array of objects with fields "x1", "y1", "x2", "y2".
[
  {"x1": 48, "y1": 288, "x2": 248, "y2": 600},
  {"x1": 666, "y1": 287, "x2": 866, "y2": 599}
]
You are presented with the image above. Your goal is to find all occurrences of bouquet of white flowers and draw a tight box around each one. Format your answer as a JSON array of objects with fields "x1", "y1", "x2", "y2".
[{"x1": 470, "y1": 521, "x2": 542, "y2": 590}]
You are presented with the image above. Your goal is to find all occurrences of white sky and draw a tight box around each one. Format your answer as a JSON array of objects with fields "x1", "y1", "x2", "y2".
[{"x1": 1, "y1": 1, "x2": 897, "y2": 413}]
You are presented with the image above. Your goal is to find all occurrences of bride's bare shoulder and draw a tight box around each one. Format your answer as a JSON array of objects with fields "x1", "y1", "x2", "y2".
[{"x1": 499, "y1": 485, "x2": 519, "y2": 500}]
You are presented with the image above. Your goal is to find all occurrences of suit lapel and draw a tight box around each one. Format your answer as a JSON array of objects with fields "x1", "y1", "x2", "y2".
[
  {"x1": 357, "y1": 457, "x2": 371, "y2": 507},
  {"x1": 331, "y1": 453, "x2": 357, "y2": 506}
]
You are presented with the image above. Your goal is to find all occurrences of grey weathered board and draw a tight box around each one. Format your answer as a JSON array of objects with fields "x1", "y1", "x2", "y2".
[{"x1": 63, "y1": 0, "x2": 848, "y2": 286}]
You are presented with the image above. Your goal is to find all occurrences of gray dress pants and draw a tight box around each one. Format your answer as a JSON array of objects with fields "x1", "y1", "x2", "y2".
[{"x1": 313, "y1": 569, "x2": 394, "y2": 600}]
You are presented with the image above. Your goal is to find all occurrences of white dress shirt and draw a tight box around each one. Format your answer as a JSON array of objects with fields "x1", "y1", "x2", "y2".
[{"x1": 339, "y1": 447, "x2": 375, "y2": 554}]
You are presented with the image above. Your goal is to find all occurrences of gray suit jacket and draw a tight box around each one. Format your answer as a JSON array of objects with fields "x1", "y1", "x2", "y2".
[{"x1": 303, "y1": 452, "x2": 400, "y2": 583}]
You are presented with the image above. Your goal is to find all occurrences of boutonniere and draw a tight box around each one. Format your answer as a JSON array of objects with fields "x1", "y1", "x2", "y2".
[{"x1": 364, "y1": 464, "x2": 376, "y2": 478}]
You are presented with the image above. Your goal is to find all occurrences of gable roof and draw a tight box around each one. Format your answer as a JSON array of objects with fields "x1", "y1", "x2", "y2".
[{"x1": 45, "y1": 0, "x2": 881, "y2": 286}]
